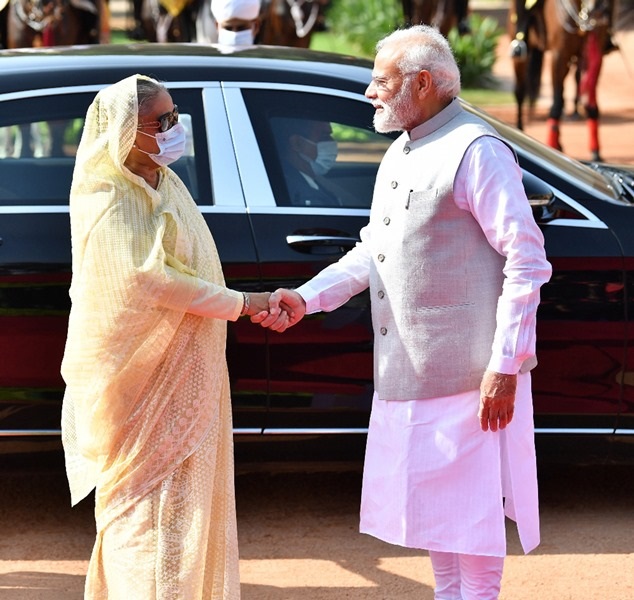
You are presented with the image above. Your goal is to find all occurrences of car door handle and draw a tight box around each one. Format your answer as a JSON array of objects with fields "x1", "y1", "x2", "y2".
[{"x1": 286, "y1": 234, "x2": 359, "y2": 254}]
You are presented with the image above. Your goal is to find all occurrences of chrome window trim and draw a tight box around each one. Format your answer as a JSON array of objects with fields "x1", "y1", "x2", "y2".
[
  {"x1": 544, "y1": 220, "x2": 608, "y2": 229},
  {"x1": 3, "y1": 428, "x2": 634, "y2": 437},
  {"x1": 0, "y1": 81, "x2": 222, "y2": 103},
  {"x1": 0, "y1": 429, "x2": 62, "y2": 436},
  {"x1": 221, "y1": 82, "x2": 372, "y2": 209},
  {"x1": 0, "y1": 85, "x2": 104, "y2": 101},
  {"x1": 534, "y1": 428, "x2": 616, "y2": 434},
  {"x1": 262, "y1": 428, "x2": 370, "y2": 435},
  {"x1": 222, "y1": 81, "x2": 370, "y2": 104},
  {"x1": 0, "y1": 206, "x2": 69, "y2": 214},
  {"x1": 0, "y1": 205, "x2": 245, "y2": 214},
  {"x1": 220, "y1": 86, "x2": 276, "y2": 208},
  {"x1": 202, "y1": 87, "x2": 246, "y2": 208},
  {"x1": 245, "y1": 206, "x2": 369, "y2": 217},
  {"x1": 539, "y1": 187, "x2": 609, "y2": 229}
]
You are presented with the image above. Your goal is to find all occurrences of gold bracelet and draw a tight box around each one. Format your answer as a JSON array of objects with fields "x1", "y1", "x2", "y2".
[{"x1": 240, "y1": 292, "x2": 250, "y2": 316}]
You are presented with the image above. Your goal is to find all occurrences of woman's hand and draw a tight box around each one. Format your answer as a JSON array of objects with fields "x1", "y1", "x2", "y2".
[{"x1": 250, "y1": 289, "x2": 306, "y2": 333}]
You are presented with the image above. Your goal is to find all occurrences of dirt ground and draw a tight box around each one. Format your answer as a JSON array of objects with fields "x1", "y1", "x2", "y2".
[{"x1": 0, "y1": 455, "x2": 633, "y2": 599}]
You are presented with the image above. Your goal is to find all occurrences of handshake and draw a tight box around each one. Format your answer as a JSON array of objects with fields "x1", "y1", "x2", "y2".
[{"x1": 242, "y1": 289, "x2": 306, "y2": 333}]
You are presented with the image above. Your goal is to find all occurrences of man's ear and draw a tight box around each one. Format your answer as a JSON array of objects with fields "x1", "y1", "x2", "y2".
[
  {"x1": 415, "y1": 70, "x2": 433, "y2": 96},
  {"x1": 253, "y1": 18, "x2": 261, "y2": 36}
]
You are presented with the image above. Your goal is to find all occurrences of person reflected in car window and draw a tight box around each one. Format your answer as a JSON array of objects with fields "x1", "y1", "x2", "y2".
[
  {"x1": 278, "y1": 118, "x2": 357, "y2": 207},
  {"x1": 256, "y1": 25, "x2": 552, "y2": 600},
  {"x1": 60, "y1": 74, "x2": 286, "y2": 599}
]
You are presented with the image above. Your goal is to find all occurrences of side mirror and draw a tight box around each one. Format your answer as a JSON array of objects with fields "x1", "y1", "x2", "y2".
[{"x1": 523, "y1": 170, "x2": 555, "y2": 222}]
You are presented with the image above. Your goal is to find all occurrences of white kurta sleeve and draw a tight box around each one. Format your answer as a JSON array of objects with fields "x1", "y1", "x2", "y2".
[
  {"x1": 454, "y1": 137, "x2": 552, "y2": 374},
  {"x1": 296, "y1": 223, "x2": 372, "y2": 314}
]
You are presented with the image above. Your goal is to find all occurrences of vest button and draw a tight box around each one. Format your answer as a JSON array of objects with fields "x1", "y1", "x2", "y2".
[
  {"x1": 383, "y1": 217, "x2": 390, "y2": 225},
  {"x1": 377, "y1": 290, "x2": 385, "y2": 299},
  {"x1": 377, "y1": 254, "x2": 385, "y2": 262},
  {"x1": 380, "y1": 327, "x2": 387, "y2": 335},
  {"x1": 403, "y1": 146, "x2": 410, "y2": 154},
  {"x1": 391, "y1": 181, "x2": 398, "y2": 189}
]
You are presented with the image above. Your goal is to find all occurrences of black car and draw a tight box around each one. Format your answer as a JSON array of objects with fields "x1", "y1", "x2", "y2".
[{"x1": 1, "y1": 44, "x2": 633, "y2": 463}]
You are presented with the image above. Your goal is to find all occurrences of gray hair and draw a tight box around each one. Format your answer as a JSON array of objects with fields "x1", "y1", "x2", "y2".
[
  {"x1": 136, "y1": 77, "x2": 168, "y2": 116},
  {"x1": 376, "y1": 25, "x2": 461, "y2": 100}
]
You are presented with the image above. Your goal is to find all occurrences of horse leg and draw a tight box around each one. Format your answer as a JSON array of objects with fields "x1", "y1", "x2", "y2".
[
  {"x1": 509, "y1": 0, "x2": 527, "y2": 129},
  {"x1": 547, "y1": 50, "x2": 569, "y2": 152},
  {"x1": 526, "y1": 45, "x2": 543, "y2": 123},
  {"x1": 401, "y1": 0, "x2": 413, "y2": 24},
  {"x1": 579, "y1": 31, "x2": 604, "y2": 161},
  {"x1": 0, "y1": 5, "x2": 7, "y2": 49},
  {"x1": 512, "y1": 57, "x2": 527, "y2": 130},
  {"x1": 455, "y1": 0, "x2": 471, "y2": 34}
]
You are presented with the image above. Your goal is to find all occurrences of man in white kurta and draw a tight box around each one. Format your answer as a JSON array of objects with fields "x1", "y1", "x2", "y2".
[{"x1": 256, "y1": 26, "x2": 552, "y2": 599}]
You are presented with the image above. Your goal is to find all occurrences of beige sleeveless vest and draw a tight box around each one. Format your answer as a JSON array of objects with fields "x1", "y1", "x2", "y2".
[{"x1": 369, "y1": 102, "x2": 534, "y2": 400}]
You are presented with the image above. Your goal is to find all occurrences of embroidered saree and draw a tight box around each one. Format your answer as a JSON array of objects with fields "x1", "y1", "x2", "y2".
[{"x1": 61, "y1": 74, "x2": 240, "y2": 599}]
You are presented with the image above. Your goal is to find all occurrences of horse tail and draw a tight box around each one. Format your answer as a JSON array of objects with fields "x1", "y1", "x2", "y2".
[{"x1": 526, "y1": 45, "x2": 544, "y2": 107}]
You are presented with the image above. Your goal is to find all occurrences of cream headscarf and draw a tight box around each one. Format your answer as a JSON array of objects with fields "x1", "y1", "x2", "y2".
[{"x1": 61, "y1": 75, "x2": 210, "y2": 507}]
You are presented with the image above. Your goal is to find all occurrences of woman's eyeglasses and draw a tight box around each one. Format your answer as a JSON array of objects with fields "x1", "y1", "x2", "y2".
[{"x1": 137, "y1": 105, "x2": 179, "y2": 132}]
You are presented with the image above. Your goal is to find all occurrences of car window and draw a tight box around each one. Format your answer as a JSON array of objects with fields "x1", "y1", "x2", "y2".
[
  {"x1": 0, "y1": 93, "x2": 200, "y2": 206},
  {"x1": 242, "y1": 89, "x2": 392, "y2": 209}
]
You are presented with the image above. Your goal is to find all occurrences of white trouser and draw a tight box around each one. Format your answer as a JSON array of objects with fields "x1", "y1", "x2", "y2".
[{"x1": 429, "y1": 550, "x2": 504, "y2": 600}]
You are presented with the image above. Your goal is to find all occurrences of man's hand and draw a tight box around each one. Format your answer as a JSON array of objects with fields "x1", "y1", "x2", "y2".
[
  {"x1": 251, "y1": 288, "x2": 306, "y2": 332},
  {"x1": 478, "y1": 370, "x2": 517, "y2": 432}
]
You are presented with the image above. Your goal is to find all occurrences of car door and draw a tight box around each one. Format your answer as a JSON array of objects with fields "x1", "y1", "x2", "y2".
[
  {"x1": 189, "y1": 84, "x2": 268, "y2": 435},
  {"x1": 0, "y1": 83, "x2": 267, "y2": 444},
  {"x1": 473, "y1": 108, "x2": 626, "y2": 436},
  {"x1": 521, "y1": 161, "x2": 625, "y2": 435},
  {"x1": 223, "y1": 83, "x2": 393, "y2": 439},
  {"x1": 0, "y1": 90, "x2": 96, "y2": 444}
]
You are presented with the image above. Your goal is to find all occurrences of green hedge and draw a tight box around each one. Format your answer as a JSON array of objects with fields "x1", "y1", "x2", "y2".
[{"x1": 323, "y1": 2, "x2": 502, "y2": 89}]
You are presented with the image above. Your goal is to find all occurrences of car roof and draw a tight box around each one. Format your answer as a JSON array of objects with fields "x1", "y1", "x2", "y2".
[{"x1": 0, "y1": 43, "x2": 374, "y2": 95}]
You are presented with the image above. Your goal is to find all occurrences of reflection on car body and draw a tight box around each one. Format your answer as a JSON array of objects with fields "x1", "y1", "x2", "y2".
[{"x1": 0, "y1": 44, "x2": 633, "y2": 463}]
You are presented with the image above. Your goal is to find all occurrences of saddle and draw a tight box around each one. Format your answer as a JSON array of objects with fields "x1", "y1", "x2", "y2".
[{"x1": 11, "y1": 0, "x2": 98, "y2": 33}]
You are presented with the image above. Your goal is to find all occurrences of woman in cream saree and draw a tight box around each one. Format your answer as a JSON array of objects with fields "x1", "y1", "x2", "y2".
[{"x1": 61, "y1": 74, "x2": 270, "y2": 599}]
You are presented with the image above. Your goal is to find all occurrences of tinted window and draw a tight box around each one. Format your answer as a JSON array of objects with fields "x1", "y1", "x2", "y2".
[
  {"x1": 242, "y1": 89, "x2": 393, "y2": 208},
  {"x1": 0, "y1": 91, "x2": 203, "y2": 206}
]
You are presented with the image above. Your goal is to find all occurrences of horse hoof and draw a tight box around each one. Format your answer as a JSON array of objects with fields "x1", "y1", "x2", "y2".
[
  {"x1": 591, "y1": 152, "x2": 603, "y2": 162},
  {"x1": 510, "y1": 39, "x2": 527, "y2": 60}
]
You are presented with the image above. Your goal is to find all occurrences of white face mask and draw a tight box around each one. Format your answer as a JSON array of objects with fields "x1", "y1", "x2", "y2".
[
  {"x1": 218, "y1": 27, "x2": 254, "y2": 46},
  {"x1": 136, "y1": 122, "x2": 187, "y2": 167},
  {"x1": 300, "y1": 139, "x2": 338, "y2": 175}
]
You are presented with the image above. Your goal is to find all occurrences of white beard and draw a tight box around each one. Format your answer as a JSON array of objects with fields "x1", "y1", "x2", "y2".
[{"x1": 373, "y1": 86, "x2": 417, "y2": 133}]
